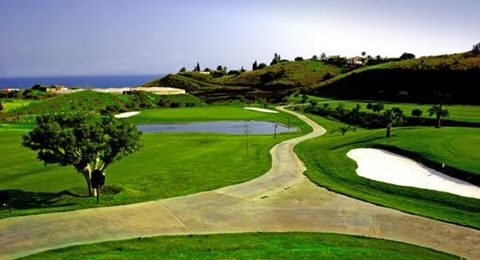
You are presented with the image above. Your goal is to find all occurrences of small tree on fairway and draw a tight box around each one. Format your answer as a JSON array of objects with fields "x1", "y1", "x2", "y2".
[
  {"x1": 428, "y1": 104, "x2": 449, "y2": 128},
  {"x1": 383, "y1": 107, "x2": 403, "y2": 137},
  {"x1": 22, "y1": 114, "x2": 142, "y2": 197},
  {"x1": 332, "y1": 125, "x2": 356, "y2": 136}
]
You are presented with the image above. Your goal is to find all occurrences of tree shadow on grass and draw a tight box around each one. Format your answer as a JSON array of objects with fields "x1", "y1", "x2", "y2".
[
  {"x1": 331, "y1": 136, "x2": 386, "y2": 150},
  {"x1": 0, "y1": 189, "x2": 87, "y2": 211}
]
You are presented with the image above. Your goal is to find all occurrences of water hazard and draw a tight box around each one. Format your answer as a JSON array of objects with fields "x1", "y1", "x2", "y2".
[{"x1": 138, "y1": 121, "x2": 298, "y2": 134}]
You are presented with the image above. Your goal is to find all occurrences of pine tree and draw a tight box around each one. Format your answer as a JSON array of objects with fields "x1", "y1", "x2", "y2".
[{"x1": 252, "y1": 60, "x2": 258, "y2": 70}]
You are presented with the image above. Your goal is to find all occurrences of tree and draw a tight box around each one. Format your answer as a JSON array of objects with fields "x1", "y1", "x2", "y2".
[
  {"x1": 216, "y1": 65, "x2": 224, "y2": 71},
  {"x1": 252, "y1": 60, "x2": 258, "y2": 71},
  {"x1": 22, "y1": 114, "x2": 142, "y2": 197},
  {"x1": 270, "y1": 53, "x2": 281, "y2": 65},
  {"x1": 0, "y1": 102, "x2": 3, "y2": 112},
  {"x1": 312, "y1": 55, "x2": 319, "y2": 61},
  {"x1": 473, "y1": 42, "x2": 480, "y2": 55},
  {"x1": 295, "y1": 57, "x2": 304, "y2": 61},
  {"x1": 361, "y1": 51, "x2": 367, "y2": 57},
  {"x1": 240, "y1": 66, "x2": 246, "y2": 73},
  {"x1": 194, "y1": 62, "x2": 201, "y2": 72},
  {"x1": 411, "y1": 108, "x2": 423, "y2": 121},
  {"x1": 400, "y1": 53, "x2": 416, "y2": 60},
  {"x1": 257, "y1": 63, "x2": 267, "y2": 69},
  {"x1": 367, "y1": 103, "x2": 384, "y2": 113},
  {"x1": 383, "y1": 107, "x2": 404, "y2": 137},
  {"x1": 332, "y1": 125, "x2": 356, "y2": 136},
  {"x1": 320, "y1": 52, "x2": 327, "y2": 60},
  {"x1": 428, "y1": 104, "x2": 449, "y2": 128},
  {"x1": 179, "y1": 67, "x2": 187, "y2": 73}
]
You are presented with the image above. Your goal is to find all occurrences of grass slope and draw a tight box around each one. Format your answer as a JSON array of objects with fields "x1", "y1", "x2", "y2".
[
  {"x1": 23, "y1": 233, "x2": 457, "y2": 260},
  {"x1": 296, "y1": 114, "x2": 480, "y2": 229},
  {"x1": 141, "y1": 60, "x2": 344, "y2": 92},
  {"x1": 309, "y1": 52, "x2": 480, "y2": 104},
  {"x1": 0, "y1": 106, "x2": 306, "y2": 218}
]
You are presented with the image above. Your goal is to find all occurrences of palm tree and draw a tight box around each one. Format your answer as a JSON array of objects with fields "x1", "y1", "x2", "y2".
[
  {"x1": 383, "y1": 107, "x2": 404, "y2": 137},
  {"x1": 428, "y1": 104, "x2": 449, "y2": 128}
]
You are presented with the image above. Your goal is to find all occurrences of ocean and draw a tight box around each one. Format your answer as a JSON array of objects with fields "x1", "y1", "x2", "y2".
[{"x1": 0, "y1": 74, "x2": 163, "y2": 89}]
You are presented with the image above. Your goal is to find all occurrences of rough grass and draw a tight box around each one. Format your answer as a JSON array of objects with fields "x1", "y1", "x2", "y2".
[
  {"x1": 296, "y1": 114, "x2": 480, "y2": 229},
  {"x1": 22, "y1": 233, "x2": 458, "y2": 260}
]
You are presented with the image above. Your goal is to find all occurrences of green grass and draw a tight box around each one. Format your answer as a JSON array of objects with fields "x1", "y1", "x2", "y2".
[
  {"x1": 0, "y1": 98, "x2": 37, "y2": 112},
  {"x1": 289, "y1": 95, "x2": 480, "y2": 123},
  {"x1": 125, "y1": 105, "x2": 308, "y2": 128},
  {"x1": 0, "y1": 106, "x2": 306, "y2": 218},
  {"x1": 296, "y1": 114, "x2": 480, "y2": 229},
  {"x1": 23, "y1": 232, "x2": 457, "y2": 260}
]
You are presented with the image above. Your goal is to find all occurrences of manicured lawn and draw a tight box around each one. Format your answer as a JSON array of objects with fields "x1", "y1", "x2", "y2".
[
  {"x1": 296, "y1": 114, "x2": 480, "y2": 229},
  {"x1": 0, "y1": 106, "x2": 306, "y2": 218},
  {"x1": 23, "y1": 233, "x2": 457, "y2": 260},
  {"x1": 0, "y1": 98, "x2": 37, "y2": 112},
  {"x1": 289, "y1": 95, "x2": 480, "y2": 123},
  {"x1": 125, "y1": 105, "x2": 308, "y2": 129}
]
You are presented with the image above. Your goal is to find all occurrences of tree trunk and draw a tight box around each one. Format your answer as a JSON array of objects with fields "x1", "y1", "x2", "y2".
[
  {"x1": 386, "y1": 124, "x2": 392, "y2": 137},
  {"x1": 82, "y1": 170, "x2": 97, "y2": 197},
  {"x1": 436, "y1": 116, "x2": 441, "y2": 128}
]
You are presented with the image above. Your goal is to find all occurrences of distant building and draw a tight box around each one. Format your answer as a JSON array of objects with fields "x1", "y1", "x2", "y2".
[
  {"x1": 2, "y1": 88, "x2": 20, "y2": 93},
  {"x1": 346, "y1": 57, "x2": 365, "y2": 65}
]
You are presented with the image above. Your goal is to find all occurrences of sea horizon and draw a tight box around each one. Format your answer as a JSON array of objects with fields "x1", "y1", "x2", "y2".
[{"x1": 0, "y1": 74, "x2": 164, "y2": 89}]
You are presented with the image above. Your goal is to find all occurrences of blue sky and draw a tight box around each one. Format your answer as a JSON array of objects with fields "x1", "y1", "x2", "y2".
[{"x1": 1, "y1": 0, "x2": 479, "y2": 76}]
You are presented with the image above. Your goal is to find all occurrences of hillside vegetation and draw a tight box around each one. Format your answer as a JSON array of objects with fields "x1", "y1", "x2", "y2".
[
  {"x1": 0, "y1": 91, "x2": 202, "y2": 123},
  {"x1": 309, "y1": 52, "x2": 480, "y2": 104},
  {"x1": 140, "y1": 60, "x2": 346, "y2": 102}
]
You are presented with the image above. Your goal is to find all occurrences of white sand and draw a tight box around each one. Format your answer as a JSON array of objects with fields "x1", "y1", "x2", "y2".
[
  {"x1": 244, "y1": 107, "x2": 279, "y2": 114},
  {"x1": 114, "y1": 111, "x2": 140, "y2": 118},
  {"x1": 347, "y1": 148, "x2": 480, "y2": 199}
]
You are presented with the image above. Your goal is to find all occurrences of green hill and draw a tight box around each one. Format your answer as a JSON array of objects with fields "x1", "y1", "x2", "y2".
[
  {"x1": 308, "y1": 52, "x2": 480, "y2": 104},
  {"x1": 0, "y1": 91, "x2": 202, "y2": 122},
  {"x1": 141, "y1": 60, "x2": 345, "y2": 95}
]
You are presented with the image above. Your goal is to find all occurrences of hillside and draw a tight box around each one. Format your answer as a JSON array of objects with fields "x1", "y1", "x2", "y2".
[
  {"x1": 140, "y1": 60, "x2": 346, "y2": 101},
  {"x1": 0, "y1": 91, "x2": 202, "y2": 121},
  {"x1": 308, "y1": 52, "x2": 480, "y2": 104}
]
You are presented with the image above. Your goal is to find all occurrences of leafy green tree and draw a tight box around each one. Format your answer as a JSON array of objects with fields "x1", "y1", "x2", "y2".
[
  {"x1": 252, "y1": 60, "x2": 258, "y2": 71},
  {"x1": 367, "y1": 103, "x2": 384, "y2": 113},
  {"x1": 473, "y1": 42, "x2": 480, "y2": 55},
  {"x1": 270, "y1": 53, "x2": 281, "y2": 65},
  {"x1": 257, "y1": 63, "x2": 267, "y2": 69},
  {"x1": 428, "y1": 104, "x2": 449, "y2": 128},
  {"x1": 194, "y1": 62, "x2": 201, "y2": 72},
  {"x1": 23, "y1": 114, "x2": 142, "y2": 196},
  {"x1": 216, "y1": 65, "x2": 223, "y2": 71},
  {"x1": 411, "y1": 108, "x2": 423, "y2": 120},
  {"x1": 179, "y1": 67, "x2": 187, "y2": 73},
  {"x1": 295, "y1": 57, "x2": 304, "y2": 61},
  {"x1": 312, "y1": 55, "x2": 319, "y2": 61},
  {"x1": 332, "y1": 125, "x2": 356, "y2": 136},
  {"x1": 383, "y1": 107, "x2": 404, "y2": 137},
  {"x1": 400, "y1": 53, "x2": 416, "y2": 60}
]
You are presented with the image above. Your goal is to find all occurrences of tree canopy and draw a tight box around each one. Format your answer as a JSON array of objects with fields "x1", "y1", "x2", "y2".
[{"x1": 23, "y1": 114, "x2": 142, "y2": 196}]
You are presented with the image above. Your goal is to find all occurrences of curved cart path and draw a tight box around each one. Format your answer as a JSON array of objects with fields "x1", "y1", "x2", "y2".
[{"x1": 1, "y1": 106, "x2": 479, "y2": 259}]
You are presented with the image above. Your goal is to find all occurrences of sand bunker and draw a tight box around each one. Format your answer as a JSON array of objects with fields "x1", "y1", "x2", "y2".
[
  {"x1": 114, "y1": 111, "x2": 140, "y2": 118},
  {"x1": 244, "y1": 107, "x2": 279, "y2": 113},
  {"x1": 347, "y1": 148, "x2": 480, "y2": 199}
]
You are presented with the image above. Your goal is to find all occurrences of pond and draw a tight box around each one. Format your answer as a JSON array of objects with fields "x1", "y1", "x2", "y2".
[{"x1": 137, "y1": 121, "x2": 298, "y2": 134}]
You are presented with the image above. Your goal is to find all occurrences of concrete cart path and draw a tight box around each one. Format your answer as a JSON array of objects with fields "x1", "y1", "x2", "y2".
[{"x1": 1, "y1": 106, "x2": 479, "y2": 259}]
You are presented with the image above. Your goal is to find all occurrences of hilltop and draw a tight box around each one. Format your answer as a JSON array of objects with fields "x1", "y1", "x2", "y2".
[{"x1": 140, "y1": 60, "x2": 347, "y2": 102}]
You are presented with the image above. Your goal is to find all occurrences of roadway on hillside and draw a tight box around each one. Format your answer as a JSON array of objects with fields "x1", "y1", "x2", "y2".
[{"x1": 1, "y1": 106, "x2": 479, "y2": 259}]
